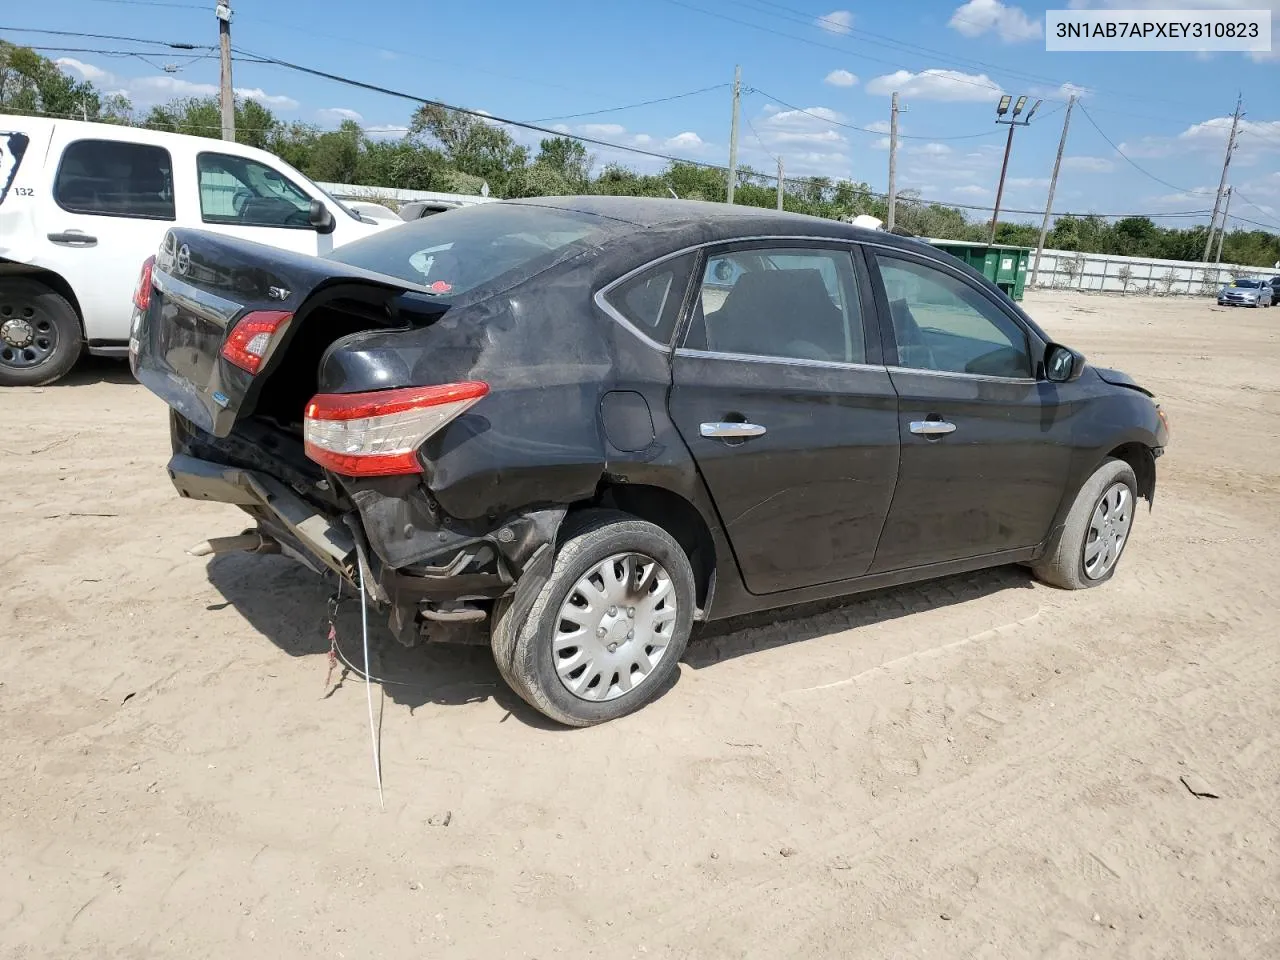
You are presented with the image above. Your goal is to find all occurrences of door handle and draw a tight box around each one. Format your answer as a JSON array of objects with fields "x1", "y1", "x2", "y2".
[
  {"x1": 910, "y1": 420, "x2": 957, "y2": 437},
  {"x1": 700, "y1": 421, "x2": 767, "y2": 439},
  {"x1": 47, "y1": 231, "x2": 98, "y2": 247}
]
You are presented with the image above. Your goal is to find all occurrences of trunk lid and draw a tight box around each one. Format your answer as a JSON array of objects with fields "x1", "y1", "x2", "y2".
[{"x1": 131, "y1": 227, "x2": 424, "y2": 437}]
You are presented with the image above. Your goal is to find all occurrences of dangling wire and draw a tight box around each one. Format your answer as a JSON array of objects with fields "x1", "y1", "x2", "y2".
[{"x1": 356, "y1": 556, "x2": 385, "y2": 810}]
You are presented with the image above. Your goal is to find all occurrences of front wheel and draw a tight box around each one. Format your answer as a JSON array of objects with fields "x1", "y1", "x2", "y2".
[
  {"x1": 491, "y1": 510, "x2": 696, "y2": 727},
  {"x1": 0, "y1": 279, "x2": 83, "y2": 387},
  {"x1": 1032, "y1": 458, "x2": 1138, "y2": 590}
]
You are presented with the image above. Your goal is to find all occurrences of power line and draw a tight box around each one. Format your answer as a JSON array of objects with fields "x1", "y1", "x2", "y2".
[
  {"x1": 738, "y1": 0, "x2": 1082, "y2": 98},
  {"x1": 653, "y1": 0, "x2": 1007, "y2": 98},
  {"x1": 526, "y1": 83, "x2": 730, "y2": 123},
  {"x1": 79, "y1": 0, "x2": 205, "y2": 8},
  {"x1": 0, "y1": 25, "x2": 205, "y2": 49},
  {"x1": 1228, "y1": 190, "x2": 1280, "y2": 231},
  {"x1": 232, "y1": 46, "x2": 1227, "y2": 222},
  {"x1": 748, "y1": 87, "x2": 1001, "y2": 141},
  {"x1": 1077, "y1": 103, "x2": 1211, "y2": 197}
]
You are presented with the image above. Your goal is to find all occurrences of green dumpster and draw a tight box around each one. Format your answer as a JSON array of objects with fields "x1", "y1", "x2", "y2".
[{"x1": 924, "y1": 239, "x2": 1032, "y2": 301}]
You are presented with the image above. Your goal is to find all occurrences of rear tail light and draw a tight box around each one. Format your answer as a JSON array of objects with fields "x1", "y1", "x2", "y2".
[
  {"x1": 220, "y1": 310, "x2": 293, "y2": 374},
  {"x1": 303, "y1": 382, "x2": 489, "y2": 477},
  {"x1": 133, "y1": 256, "x2": 155, "y2": 311}
]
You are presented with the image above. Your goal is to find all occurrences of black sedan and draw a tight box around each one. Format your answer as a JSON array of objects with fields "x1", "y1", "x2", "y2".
[{"x1": 130, "y1": 197, "x2": 1169, "y2": 726}]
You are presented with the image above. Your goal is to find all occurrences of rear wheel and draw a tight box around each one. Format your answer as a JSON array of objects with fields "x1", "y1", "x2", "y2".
[
  {"x1": 491, "y1": 510, "x2": 695, "y2": 727},
  {"x1": 0, "y1": 279, "x2": 82, "y2": 387}
]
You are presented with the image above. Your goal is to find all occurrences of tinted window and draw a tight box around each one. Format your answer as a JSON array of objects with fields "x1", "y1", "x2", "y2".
[
  {"x1": 328, "y1": 203, "x2": 616, "y2": 297},
  {"x1": 602, "y1": 253, "x2": 695, "y2": 344},
  {"x1": 875, "y1": 254, "x2": 1030, "y2": 379},
  {"x1": 687, "y1": 246, "x2": 865, "y2": 364},
  {"x1": 198, "y1": 152, "x2": 313, "y2": 228},
  {"x1": 54, "y1": 139, "x2": 174, "y2": 220}
]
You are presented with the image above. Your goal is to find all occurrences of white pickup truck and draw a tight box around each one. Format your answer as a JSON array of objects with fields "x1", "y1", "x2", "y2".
[{"x1": 0, "y1": 116, "x2": 396, "y2": 386}]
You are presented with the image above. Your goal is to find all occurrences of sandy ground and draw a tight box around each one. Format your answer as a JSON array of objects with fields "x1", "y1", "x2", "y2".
[{"x1": 2, "y1": 289, "x2": 1279, "y2": 960}]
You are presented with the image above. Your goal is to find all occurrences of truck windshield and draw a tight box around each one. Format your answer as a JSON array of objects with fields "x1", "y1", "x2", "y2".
[{"x1": 326, "y1": 202, "x2": 615, "y2": 296}]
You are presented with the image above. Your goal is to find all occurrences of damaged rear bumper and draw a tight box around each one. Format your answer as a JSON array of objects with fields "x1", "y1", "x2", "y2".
[{"x1": 166, "y1": 452, "x2": 564, "y2": 642}]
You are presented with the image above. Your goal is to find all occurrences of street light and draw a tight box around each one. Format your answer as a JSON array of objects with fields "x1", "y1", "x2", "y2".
[{"x1": 989, "y1": 95, "x2": 1042, "y2": 244}]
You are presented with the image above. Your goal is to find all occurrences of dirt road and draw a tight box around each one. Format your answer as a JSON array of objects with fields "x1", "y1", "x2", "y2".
[{"x1": 3, "y1": 290, "x2": 1278, "y2": 959}]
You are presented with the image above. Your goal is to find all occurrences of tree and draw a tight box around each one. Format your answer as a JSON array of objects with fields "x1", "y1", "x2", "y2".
[
  {"x1": 144, "y1": 95, "x2": 281, "y2": 150},
  {"x1": 0, "y1": 41, "x2": 132, "y2": 122},
  {"x1": 409, "y1": 104, "x2": 528, "y2": 194},
  {"x1": 1116, "y1": 264, "x2": 1133, "y2": 295}
]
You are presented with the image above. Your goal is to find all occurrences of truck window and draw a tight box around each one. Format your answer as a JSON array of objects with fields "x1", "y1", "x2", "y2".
[
  {"x1": 53, "y1": 140, "x2": 175, "y2": 220},
  {"x1": 197, "y1": 152, "x2": 314, "y2": 229}
]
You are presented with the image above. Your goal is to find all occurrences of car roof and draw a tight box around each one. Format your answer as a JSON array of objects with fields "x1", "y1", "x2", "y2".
[{"x1": 504, "y1": 194, "x2": 943, "y2": 256}]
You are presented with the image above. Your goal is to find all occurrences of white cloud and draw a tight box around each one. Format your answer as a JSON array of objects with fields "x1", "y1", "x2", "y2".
[
  {"x1": 865, "y1": 119, "x2": 893, "y2": 134},
  {"x1": 949, "y1": 0, "x2": 1042, "y2": 42},
  {"x1": 824, "y1": 69, "x2": 858, "y2": 87},
  {"x1": 1062, "y1": 155, "x2": 1113, "y2": 172},
  {"x1": 1123, "y1": 117, "x2": 1280, "y2": 162},
  {"x1": 771, "y1": 129, "x2": 844, "y2": 145},
  {"x1": 817, "y1": 10, "x2": 853, "y2": 34},
  {"x1": 56, "y1": 58, "x2": 111, "y2": 83},
  {"x1": 1030, "y1": 81, "x2": 1090, "y2": 100},
  {"x1": 872, "y1": 136, "x2": 892, "y2": 150},
  {"x1": 1008, "y1": 176, "x2": 1051, "y2": 187},
  {"x1": 762, "y1": 105, "x2": 845, "y2": 125},
  {"x1": 317, "y1": 107, "x2": 363, "y2": 124},
  {"x1": 665, "y1": 131, "x2": 704, "y2": 150},
  {"x1": 866, "y1": 68, "x2": 1004, "y2": 102},
  {"x1": 632, "y1": 133, "x2": 654, "y2": 146},
  {"x1": 57, "y1": 62, "x2": 300, "y2": 111},
  {"x1": 953, "y1": 184, "x2": 992, "y2": 197},
  {"x1": 377, "y1": 49, "x2": 398, "y2": 61},
  {"x1": 907, "y1": 142, "x2": 953, "y2": 156},
  {"x1": 578, "y1": 123, "x2": 627, "y2": 137}
]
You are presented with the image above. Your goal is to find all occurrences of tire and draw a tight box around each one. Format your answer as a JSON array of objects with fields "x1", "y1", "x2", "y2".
[
  {"x1": 1032, "y1": 458, "x2": 1138, "y2": 590},
  {"x1": 490, "y1": 509, "x2": 696, "y2": 727},
  {"x1": 0, "y1": 279, "x2": 83, "y2": 387}
]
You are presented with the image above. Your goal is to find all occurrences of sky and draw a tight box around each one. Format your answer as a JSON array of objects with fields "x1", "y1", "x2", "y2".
[{"x1": 5, "y1": 0, "x2": 1280, "y2": 229}]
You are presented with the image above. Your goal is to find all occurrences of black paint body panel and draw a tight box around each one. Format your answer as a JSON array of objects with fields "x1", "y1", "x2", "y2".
[{"x1": 131, "y1": 197, "x2": 1169, "y2": 629}]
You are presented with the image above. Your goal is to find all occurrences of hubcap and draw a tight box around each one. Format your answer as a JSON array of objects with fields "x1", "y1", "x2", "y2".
[
  {"x1": 553, "y1": 552, "x2": 678, "y2": 702},
  {"x1": 1083, "y1": 482, "x2": 1133, "y2": 580},
  {"x1": 0, "y1": 302, "x2": 57, "y2": 370}
]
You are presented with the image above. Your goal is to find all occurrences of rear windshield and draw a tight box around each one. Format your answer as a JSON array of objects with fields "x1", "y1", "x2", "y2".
[{"x1": 326, "y1": 202, "x2": 613, "y2": 297}]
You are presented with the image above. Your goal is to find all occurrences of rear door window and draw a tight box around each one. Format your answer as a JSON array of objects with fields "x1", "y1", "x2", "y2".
[
  {"x1": 685, "y1": 245, "x2": 866, "y2": 364},
  {"x1": 54, "y1": 139, "x2": 175, "y2": 220}
]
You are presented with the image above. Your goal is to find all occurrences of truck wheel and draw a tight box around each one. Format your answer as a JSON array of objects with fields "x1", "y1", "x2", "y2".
[
  {"x1": 0, "y1": 279, "x2": 83, "y2": 387},
  {"x1": 1032, "y1": 458, "x2": 1137, "y2": 590},
  {"x1": 491, "y1": 510, "x2": 695, "y2": 727}
]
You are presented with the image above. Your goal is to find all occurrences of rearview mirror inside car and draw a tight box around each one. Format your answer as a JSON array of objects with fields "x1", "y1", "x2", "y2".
[
  {"x1": 1044, "y1": 343, "x2": 1085, "y2": 383},
  {"x1": 308, "y1": 200, "x2": 336, "y2": 235}
]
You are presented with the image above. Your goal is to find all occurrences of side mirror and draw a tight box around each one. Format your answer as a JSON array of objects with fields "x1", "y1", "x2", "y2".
[
  {"x1": 1044, "y1": 343, "x2": 1086, "y2": 383},
  {"x1": 308, "y1": 199, "x2": 336, "y2": 235}
]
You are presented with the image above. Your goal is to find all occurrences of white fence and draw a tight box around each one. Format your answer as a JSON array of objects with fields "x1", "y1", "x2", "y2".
[{"x1": 1026, "y1": 248, "x2": 1276, "y2": 296}]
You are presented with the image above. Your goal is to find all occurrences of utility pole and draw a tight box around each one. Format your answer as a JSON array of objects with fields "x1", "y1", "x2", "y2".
[
  {"x1": 989, "y1": 123, "x2": 1016, "y2": 244},
  {"x1": 887, "y1": 91, "x2": 899, "y2": 231},
  {"x1": 726, "y1": 65, "x2": 741, "y2": 205},
  {"x1": 216, "y1": 1, "x2": 235, "y2": 142},
  {"x1": 1031, "y1": 94, "x2": 1074, "y2": 287},
  {"x1": 776, "y1": 156, "x2": 784, "y2": 210},
  {"x1": 1214, "y1": 186, "x2": 1233, "y2": 263},
  {"x1": 1202, "y1": 94, "x2": 1242, "y2": 261},
  {"x1": 989, "y1": 95, "x2": 1040, "y2": 244}
]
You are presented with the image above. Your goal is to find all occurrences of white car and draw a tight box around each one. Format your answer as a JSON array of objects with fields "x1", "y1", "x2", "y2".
[{"x1": 0, "y1": 116, "x2": 397, "y2": 386}]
